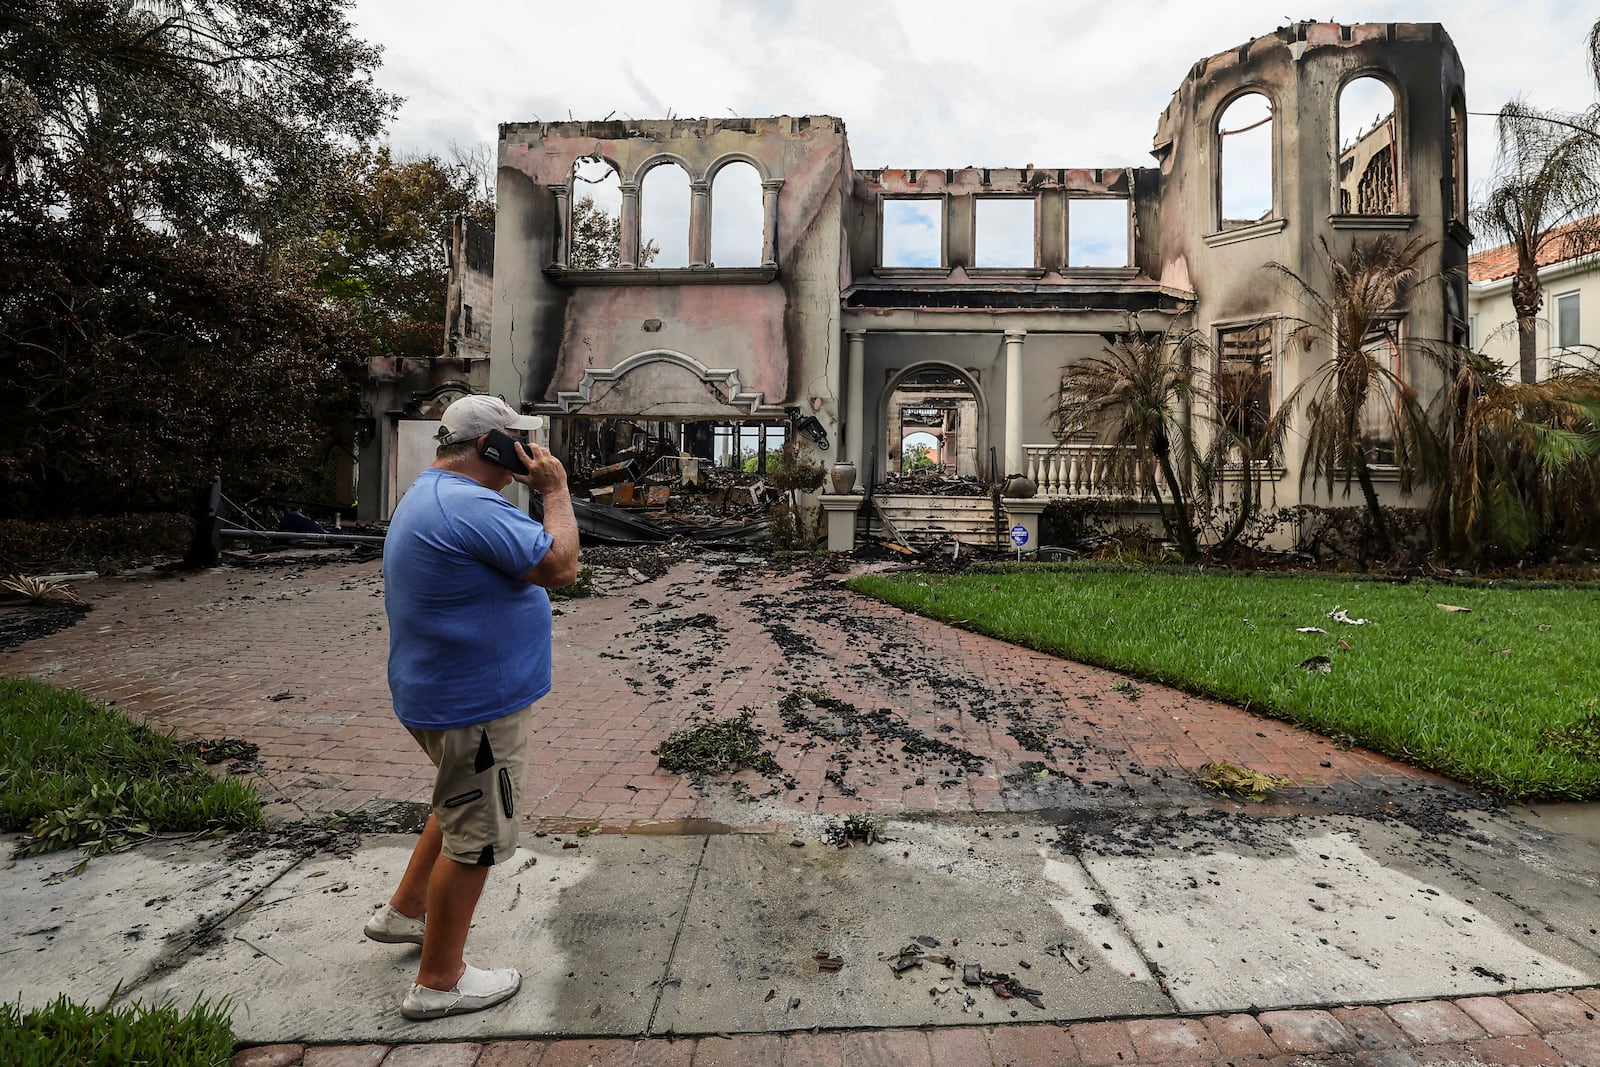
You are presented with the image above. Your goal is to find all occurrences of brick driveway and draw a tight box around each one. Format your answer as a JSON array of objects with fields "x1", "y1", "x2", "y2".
[{"x1": 0, "y1": 551, "x2": 1438, "y2": 828}]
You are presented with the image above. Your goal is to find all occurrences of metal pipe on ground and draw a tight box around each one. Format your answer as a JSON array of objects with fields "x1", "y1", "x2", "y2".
[{"x1": 220, "y1": 528, "x2": 386, "y2": 546}]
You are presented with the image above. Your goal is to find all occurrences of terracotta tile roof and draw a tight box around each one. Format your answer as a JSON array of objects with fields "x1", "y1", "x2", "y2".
[{"x1": 1469, "y1": 215, "x2": 1600, "y2": 283}]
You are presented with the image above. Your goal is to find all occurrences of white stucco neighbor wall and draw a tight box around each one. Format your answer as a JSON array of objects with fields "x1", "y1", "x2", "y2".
[{"x1": 1470, "y1": 253, "x2": 1600, "y2": 379}]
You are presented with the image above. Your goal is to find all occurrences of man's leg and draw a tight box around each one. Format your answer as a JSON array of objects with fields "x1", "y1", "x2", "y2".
[
  {"x1": 389, "y1": 814, "x2": 442, "y2": 918},
  {"x1": 415, "y1": 855, "x2": 490, "y2": 990}
]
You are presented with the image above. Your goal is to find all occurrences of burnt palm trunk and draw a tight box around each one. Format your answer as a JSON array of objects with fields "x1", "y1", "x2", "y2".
[
  {"x1": 1513, "y1": 266, "x2": 1543, "y2": 384},
  {"x1": 1354, "y1": 453, "x2": 1393, "y2": 557}
]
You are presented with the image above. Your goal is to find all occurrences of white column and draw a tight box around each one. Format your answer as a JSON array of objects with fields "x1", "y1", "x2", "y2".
[
  {"x1": 846, "y1": 329, "x2": 866, "y2": 485},
  {"x1": 618, "y1": 182, "x2": 640, "y2": 268},
  {"x1": 688, "y1": 180, "x2": 710, "y2": 267},
  {"x1": 1004, "y1": 330, "x2": 1026, "y2": 477},
  {"x1": 761, "y1": 179, "x2": 784, "y2": 268}
]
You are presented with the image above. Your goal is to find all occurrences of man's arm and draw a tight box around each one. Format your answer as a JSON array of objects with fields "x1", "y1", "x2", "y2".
[{"x1": 512, "y1": 440, "x2": 580, "y2": 588}]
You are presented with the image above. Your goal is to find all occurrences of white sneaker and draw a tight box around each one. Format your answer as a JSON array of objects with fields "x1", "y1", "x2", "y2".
[
  {"x1": 401, "y1": 964, "x2": 522, "y2": 1020},
  {"x1": 363, "y1": 904, "x2": 426, "y2": 945}
]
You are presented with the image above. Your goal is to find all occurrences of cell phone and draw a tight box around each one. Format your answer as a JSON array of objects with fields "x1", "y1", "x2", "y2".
[{"x1": 478, "y1": 428, "x2": 529, "y2": 474}]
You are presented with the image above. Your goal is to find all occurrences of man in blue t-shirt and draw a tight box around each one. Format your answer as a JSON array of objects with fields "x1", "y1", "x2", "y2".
[{"x1": 364, "y1": 393, "x2": 579, "y2": 1021}]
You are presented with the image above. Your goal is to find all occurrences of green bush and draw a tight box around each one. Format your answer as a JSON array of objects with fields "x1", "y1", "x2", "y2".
[{"x1": 0, "y1": 513, "x2": 192, "y2": 574}]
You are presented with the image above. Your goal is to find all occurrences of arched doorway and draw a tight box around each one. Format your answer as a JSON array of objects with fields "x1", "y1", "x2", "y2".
[{"x1": 882, "y1": 365, "x2": 983, "y2": 479}]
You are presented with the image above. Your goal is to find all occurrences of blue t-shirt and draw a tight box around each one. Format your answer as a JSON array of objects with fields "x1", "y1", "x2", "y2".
[{"x1": 383, "y1": 468, "x2": 556, "y2": 730}]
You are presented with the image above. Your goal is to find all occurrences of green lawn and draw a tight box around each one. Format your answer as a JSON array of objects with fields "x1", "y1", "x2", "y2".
[
  {"x1": 0, "y1": 995, "x2": 234, "y2": 1067},
  {"x1": 848, "y1": 565, "x2": 1600, "y2": 800},
  {"x1": 0, "y1": 678, "x2": 265, "y2": 856}
]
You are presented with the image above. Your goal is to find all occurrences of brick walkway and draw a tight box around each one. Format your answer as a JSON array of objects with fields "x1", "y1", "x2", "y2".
[
  {"x1": 0, "y1": 553, "x2": 1433, "y2": 829},
  {"x1": 234, "y1": 988, "x2": 1600, "y2": 1065}
]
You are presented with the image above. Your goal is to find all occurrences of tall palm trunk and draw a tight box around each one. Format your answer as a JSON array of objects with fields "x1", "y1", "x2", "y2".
[
  {"x1": 1512, "y1": 266, "x2": 1543, "y2": 384},
  {"x1": 1354, "y1": 453, "x2": 1393, "y2": 556}
]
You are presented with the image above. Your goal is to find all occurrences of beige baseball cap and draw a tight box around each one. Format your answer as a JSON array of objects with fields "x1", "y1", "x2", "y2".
[{"x1": 435, "y1": 395, "x2": 544, "y2": 446}]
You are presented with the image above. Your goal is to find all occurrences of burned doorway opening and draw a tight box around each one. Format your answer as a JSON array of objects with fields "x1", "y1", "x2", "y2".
[{"x1": 884, "y1": 367, "x2": 980, "y2": 479}]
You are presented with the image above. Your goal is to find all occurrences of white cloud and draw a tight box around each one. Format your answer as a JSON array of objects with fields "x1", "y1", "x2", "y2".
[{"x1": 348, "y1": 0, "x2": 1598, "y2": 213}]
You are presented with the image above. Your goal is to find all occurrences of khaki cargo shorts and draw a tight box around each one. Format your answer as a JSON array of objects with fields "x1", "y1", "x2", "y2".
[{"x1": 407, "y1": 704, "x2": 531, "y2": 866}]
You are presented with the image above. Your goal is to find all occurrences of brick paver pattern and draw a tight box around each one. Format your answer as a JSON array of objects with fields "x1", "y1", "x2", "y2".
[
  {"x1": 230, "y1": 988, "x2": 1600, "y2": 1065},
  {"x1": 1, "y1": 556, "x2": 1436, "y2": 829}
]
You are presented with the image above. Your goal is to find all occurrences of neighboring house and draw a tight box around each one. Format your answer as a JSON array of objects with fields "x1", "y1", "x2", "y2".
[
  {"x1": 370, "y1": 22, "x2": 1471, "y2": 543},
  {"x1": 1468, "y1": 217, "x2": 1600, "y2": 380},
  {"x1": 356, "y1": 216, "x2": 498, "y2": 519}
]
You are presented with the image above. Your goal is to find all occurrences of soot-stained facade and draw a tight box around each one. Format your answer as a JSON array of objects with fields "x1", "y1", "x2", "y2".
[{"x1": 380, "y1": 22, "x2": 1471, "y2": 539}]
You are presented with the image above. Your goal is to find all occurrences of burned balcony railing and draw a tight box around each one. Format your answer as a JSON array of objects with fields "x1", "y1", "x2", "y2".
[{"x1": 1023, "y1": 442, "x2": 1154, "y2": 501}]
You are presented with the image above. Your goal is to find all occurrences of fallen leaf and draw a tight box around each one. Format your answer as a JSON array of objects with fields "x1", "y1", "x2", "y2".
[{"x1": 1437, "y1": 603, "x2": 1471, "y2": 613}]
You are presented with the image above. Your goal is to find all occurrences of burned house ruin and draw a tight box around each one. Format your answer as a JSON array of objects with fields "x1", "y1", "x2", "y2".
[{"x1": 358, "y1": 21, "x2": 1469, "y2": 551}]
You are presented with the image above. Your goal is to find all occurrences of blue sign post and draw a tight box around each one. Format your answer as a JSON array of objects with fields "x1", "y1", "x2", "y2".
[{"x1": 1009, "y1": 523, "x2": 1029, "y2": 559}]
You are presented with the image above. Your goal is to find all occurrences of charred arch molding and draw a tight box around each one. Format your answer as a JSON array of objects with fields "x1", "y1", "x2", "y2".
[{"x1": 552, "y1": 348, "x2": 783, "y2": 417}]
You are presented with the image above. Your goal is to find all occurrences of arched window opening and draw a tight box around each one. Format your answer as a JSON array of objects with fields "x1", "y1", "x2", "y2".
[
  {"x1": 640, "y1": 162, "x2": 689, "y2": 268},
  {"x1": 885, "y1": 367, "x2": 979, "y2": 479},
  {"x1": 1217, "y1": 92, "x2": 1274, "y2": 229},
  {"x1": 569, "y1": 156, "x2": 622, "y2": 269},
  {"x1": 1449, "y1": 96, "x2": 1467, "y2": 223},
  {"x1": 1339, "y1": 77, "x2": 1401, "y2": 215},
  {"x1": 974, "y1": 197, "x2": 1036, "y2": 268},
  {"x1": 710, "y1": 161, "x2": 763, "y2": 267}
]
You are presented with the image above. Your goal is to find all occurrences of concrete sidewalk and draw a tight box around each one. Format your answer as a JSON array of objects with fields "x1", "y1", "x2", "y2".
[
  {"x1": 3, "y1": 551, "x2": 1600, "y2": 1064},
  {"x1": 5, "y1": 800, "x2": 1599, "y2": 1064}
]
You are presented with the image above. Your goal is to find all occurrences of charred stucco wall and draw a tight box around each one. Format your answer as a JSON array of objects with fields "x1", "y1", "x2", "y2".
[
  {"x1": 490, "y1": 116, "x2": 849, "y2": 447},
  {"x1": 1153, "y1": 22, "x2": 1467, "y2": 507}
]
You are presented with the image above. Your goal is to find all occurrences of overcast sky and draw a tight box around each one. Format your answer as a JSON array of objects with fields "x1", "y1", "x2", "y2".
[{"x1": 349, "y1": 0, "x2": 1596, "y2": 200}]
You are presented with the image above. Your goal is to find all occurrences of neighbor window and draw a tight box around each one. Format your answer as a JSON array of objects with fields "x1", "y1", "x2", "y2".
[
  {"x1": 1067, "y1": 198, "x2": 1129, "y2": 268},
  {"x1": 1555, "y1": 292, "x2": 1581, "y2": 350},
  {"x1": 974, "y1": 197, "x2": 1036, "y2": 268},
  {"x1": 1217, "y1": 92, "x2": 1274, "y2": 229},
  {"x1": 1216, "y1": 321, "x2": 1275, "y2": 454},
  {"x1": 1338, "y1": 77, "x2": 1401, "y2": 215},
  {"x1": 881, "y1": 198, "x2": 944, "y2": 268}
]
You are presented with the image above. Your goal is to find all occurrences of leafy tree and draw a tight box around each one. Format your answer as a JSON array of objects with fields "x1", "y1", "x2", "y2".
[
  {"x1": 1056, "y1": 324, "x2": 1204, "y2": 561},
  {"x1": 1268, "y1": 236, "x2": 1441, "y2": 557},
  {"x1": 569, "y1": 194, "x2": 658, "y2": 269},
  {"x1": 297, "y1": 145, "x2": 494, "y2": 367},
  {"x1": 901, "y1": 442, "x2": 936, "y2": 473},
  {"x1": 0, "y1": 0, "x2": 395, "y2": 517}
]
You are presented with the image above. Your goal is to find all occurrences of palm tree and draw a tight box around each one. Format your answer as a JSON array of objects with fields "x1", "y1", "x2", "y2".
[
  {"x1": 1474, "y1": 117, "x2": 1600, "y2": 384},
  {"x1": 1056, "y1": 323, "x2": 1204, "y2": 561},
  {"x1": 1427, "y1": 344, "x2": 1600, "y2": 559},
  {"x1": 1199, "y1": 356, "x2": 1291, "y2": 556},
  {"x1": 1268, "y1": 235, "x2": 1441, "y2": 558},
  {"x1": 1474, "y1": 18, "x2": 1600, "y2": 384}
]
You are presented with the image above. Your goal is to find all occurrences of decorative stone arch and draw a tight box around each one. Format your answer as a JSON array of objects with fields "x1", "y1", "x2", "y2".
[
  {"x1": 403, "y1": 380, "x2": 478, "y2": 420},
  {"x1": 877, "y1": 360, "x2": 990, "y2": 479},
  {"x1": 1213, "y1": 85, "x2": 1279, "y2": 232},
  {"x1": 552, "y1": 349, "x2": 783, "y2": 418},
  {"x1": 630, "y1": 152, "x2": 698, "y2": 184},
  {"x1": 704, "y1": 152, "x2": 772, "y2": 185},
  {"x1": 1333, "y1": 68, "x2": 1409, "y2": 216}
]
